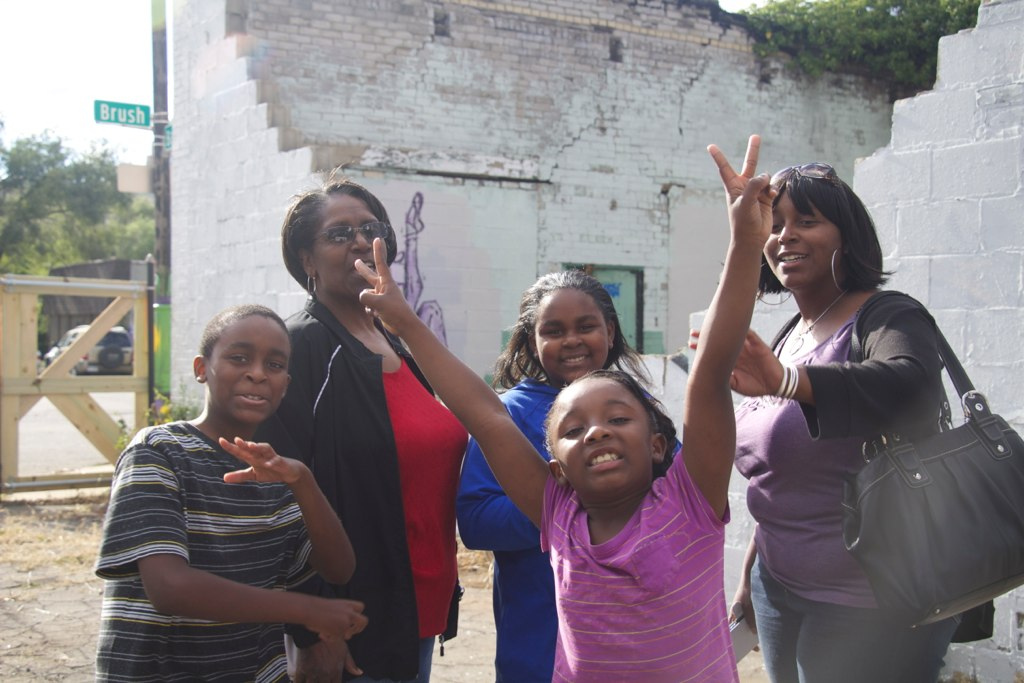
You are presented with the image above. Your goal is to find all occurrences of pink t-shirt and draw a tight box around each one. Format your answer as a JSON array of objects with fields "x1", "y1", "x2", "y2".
[{"x1": 540, "y1": 456, "x2": 738, "y2": 683}]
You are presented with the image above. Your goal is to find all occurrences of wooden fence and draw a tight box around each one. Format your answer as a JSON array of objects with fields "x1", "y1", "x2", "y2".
[{"x1": 0, "y1": 274, "x2": 150, "y2": 493}]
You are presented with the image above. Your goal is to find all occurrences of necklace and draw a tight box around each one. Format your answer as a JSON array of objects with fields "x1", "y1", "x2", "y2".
[{"x1": 788, "y1": 290, "x2": 847, "y2": 355}]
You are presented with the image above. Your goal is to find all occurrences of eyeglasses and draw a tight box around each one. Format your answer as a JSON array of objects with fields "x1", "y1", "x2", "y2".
[
  {"x1": 771, "y1": 162, "x2": 839, "y2": 187},
  {"x1": 317, "y1": 221, "x2": 390, "y2": 245}
]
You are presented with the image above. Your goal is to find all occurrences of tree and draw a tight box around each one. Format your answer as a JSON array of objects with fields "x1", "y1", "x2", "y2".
[
  {"x1": 0, "y1": 124, "x2": 153, "y2": 274},
  {"x1": 76, "y1": 197, "x2": 157, "y2": 263},
  {"x1": 741, "y1": 0, "x2": 981, "y2": 99}
]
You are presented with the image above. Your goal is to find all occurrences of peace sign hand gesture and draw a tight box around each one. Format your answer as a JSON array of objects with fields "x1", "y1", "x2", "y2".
[
  {"x1": 707, "y1": 134, "x2": 775, "y2": 252},
  {"x1": 356, "y1": 238, "x2": 419, "y2": 337}
]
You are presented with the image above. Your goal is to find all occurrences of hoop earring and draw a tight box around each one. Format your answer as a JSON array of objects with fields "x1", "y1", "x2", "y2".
[
  {"x1": 306, "y1": 275, "x2": 317, "y2": 299},
  {"x1": 831, "y1": 249, "x2": 842, "y2": 291}
]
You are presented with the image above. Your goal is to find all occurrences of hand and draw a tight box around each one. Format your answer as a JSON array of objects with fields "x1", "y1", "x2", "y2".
[
  {"x1": 730, "y1": 329, "x2": 786, "y2": 397},
  {"x1": 707, "y1": 135, "x2": 774, "y2": 251},
  {"x1": 690, "y1": 329, "x2": 783, "y2": 397},
  {"x1": 310, "y1": 597, "x2": 368, "y2": 643},
  {"x1": 292, "y1": 637, "x2": 364, "y2": 682},
  {"x1": 356, "y1": 238, "x2": 419, "y2": 336},
  {"x1": 730, "y1": 587, "x2": 758, "y2": 636},
  {"x1": 221, "y1": 438, "x2": 307, "y2": 485}
]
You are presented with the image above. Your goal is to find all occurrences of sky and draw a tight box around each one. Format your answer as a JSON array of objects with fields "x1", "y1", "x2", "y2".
[
  {"x1": 0, "y1": 0, "x2": 762, "y2": 167},
  {"x1": 0, "y1": 0, "x2": 162, "y2": 166}
]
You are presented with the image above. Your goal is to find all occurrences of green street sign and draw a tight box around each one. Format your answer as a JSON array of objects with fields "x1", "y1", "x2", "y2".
[
  {"x1": 94, "y1": 100, "x2": 151, "y2": 129},
  {"x1": 163, "y1": 124, "x2": 172, "y2": 150}
]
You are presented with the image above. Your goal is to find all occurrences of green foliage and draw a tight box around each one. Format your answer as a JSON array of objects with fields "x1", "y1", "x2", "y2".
[
  {"x1": 76, "y1": 197, "x2": 157, "y2": 262},
  {"x1": 116, "y1": 389, "x2": 202, "y2": 452},
  {"x1": 741, "y1": 0, "x2": 981, "y2": 98},
  {"x1": 149, "y1": 389, "x2": 203, "y2": 424},
  {"x1": 0, "y1": 124, "x2": 154, "y2": 274}
]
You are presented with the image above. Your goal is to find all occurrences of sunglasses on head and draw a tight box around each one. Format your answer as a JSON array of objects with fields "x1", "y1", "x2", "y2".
[
  {"x1": 318, "y1": 221, "x2": 391, "y2": 245},
  {"x1": 771, "y1": 162, "x2": 839, "y2": 187}
]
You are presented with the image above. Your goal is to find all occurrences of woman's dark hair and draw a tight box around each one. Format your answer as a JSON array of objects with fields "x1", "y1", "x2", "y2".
[
  {"x1": 280, "y1": 170, "x2": 399, "y2": 290},
  {"x1": 760, "y1": 167, "x2": 889, "y2": 295},
  {"x1": 199, "y1": 304, "x2": 288, "y2": 359},
  {"x1": 545, "y1": 369, "x2": 676, "y2": 478},
  {"x1": 492, "y1": 270, "x2": 650, "y2": 390}
]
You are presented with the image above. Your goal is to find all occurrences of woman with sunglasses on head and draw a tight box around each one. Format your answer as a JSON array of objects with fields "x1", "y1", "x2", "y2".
[
  {"x1": 256, "y1": 173, "x2": 468, "y2": 683},
  {"x1": 716, "y1": 163, "x2": 965, "y2": 682}
]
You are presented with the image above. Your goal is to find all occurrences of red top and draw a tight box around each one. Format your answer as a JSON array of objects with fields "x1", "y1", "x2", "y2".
[{"x1": 383, "y1": 359, "x2": 468, "y2": 637}]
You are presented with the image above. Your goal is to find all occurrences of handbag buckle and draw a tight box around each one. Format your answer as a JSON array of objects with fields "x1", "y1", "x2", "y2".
[
  {"x1": 939, "y1": 399, "x2": 953, "y2": 432},
  {"x1": 862, "y1": 435, "x2": 887, "y2": 462},
  {"x1": 963, "y1": 390, "x2": 983, "y2": 421},
  {"x1": 963, "y1": 390, "x2": 1012, "y2": 458},
  {"x1": 890, "y1": 444, "x2": 932, "y2": 488}
]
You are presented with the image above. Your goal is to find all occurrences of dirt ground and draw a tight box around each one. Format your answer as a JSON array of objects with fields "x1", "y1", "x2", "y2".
[{"x1": 0, "y1": 490, "x2": 768, "y2": 682}]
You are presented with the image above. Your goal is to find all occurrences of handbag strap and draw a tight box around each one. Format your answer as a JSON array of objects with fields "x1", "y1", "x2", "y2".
[
  {"x1": 854, "y1": 291, "x2": 1011, "y2": 459},
  {"x1": 933, "y1": 326, "x2": 975, "y2": 399}
]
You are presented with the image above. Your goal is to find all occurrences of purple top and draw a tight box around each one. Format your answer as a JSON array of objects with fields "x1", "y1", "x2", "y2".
[
  {"x1": 734, "y1": 315, "x2": 876, "y2": 607},
  {"x1": 540, "y1": 455, "x2": 738, "y2": 682}
]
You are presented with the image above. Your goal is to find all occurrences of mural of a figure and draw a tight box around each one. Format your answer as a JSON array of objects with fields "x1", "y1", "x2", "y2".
[{"x1": 394, "y1": 191, "x2": 448, "y2": 345}]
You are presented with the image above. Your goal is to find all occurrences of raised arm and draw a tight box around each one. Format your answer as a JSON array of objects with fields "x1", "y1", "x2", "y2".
[
  {"x1": 683, "y1": 135, "x2": 774, "y2": 518},
  {"x1": 356, "y1": 243, "x2": 550, "y2": 526}
]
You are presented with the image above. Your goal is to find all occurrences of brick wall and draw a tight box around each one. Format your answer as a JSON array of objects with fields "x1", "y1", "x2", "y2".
[
  {"x1": 856, "y1": 1, "x2": 1024, "y2": 676},
  {"x1": 171, "y1": 0, "x2": 893, "y2": 392}
]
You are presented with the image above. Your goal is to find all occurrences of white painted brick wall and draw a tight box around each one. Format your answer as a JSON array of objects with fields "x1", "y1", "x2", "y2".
[
  {"x1": 858, "y1": 1, "x2": 1024, "y2": 677},
  {"x1": 935, "y1": 1, "x2": 1024, "y2": 90},
  {"x1": 896, "y1": 199, "x2": 981, "y2": 256},
  {"x1": 981, "y1": 194, "x2": 1024, "y2": 249},
  {"x1": 854, "y1": 150, "x2": 934, "y2": 205},
  {"x1": 932, "y1": 138, "x2": 1021, "y2": 198},
  {"x1": 172, "y1": 0, "x2": 892, "y2": 362},
  {"x1": 891, "y1": 90, "x2": 979, "y2": 149}
]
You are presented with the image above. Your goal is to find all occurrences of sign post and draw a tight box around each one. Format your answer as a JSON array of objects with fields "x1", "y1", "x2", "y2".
[{"x1": 94, "y1": 100, "x2": 152, "y2": 129}]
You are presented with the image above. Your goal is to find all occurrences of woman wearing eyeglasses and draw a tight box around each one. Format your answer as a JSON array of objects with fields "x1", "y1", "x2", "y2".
[
  {"x1": 257, "y1": 174, "x2": 467, "y2": 683},
  {"x1": 722, "y1": 163, "x2": 964, "y2": 682}
]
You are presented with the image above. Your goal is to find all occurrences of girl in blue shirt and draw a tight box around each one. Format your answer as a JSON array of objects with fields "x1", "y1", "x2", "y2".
[{"x1": 456, "y1": 270, "x2": 648, "y2": 682}]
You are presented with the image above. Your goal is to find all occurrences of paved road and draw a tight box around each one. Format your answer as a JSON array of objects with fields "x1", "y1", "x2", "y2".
[{"x1": 16, "y1": 392, "x2": 135, "y2": 478}]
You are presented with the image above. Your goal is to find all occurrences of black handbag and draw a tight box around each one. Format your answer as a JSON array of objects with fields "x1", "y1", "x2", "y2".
[{"x1": 842, "y1": 299, "x2": 1024, "y2": 627}]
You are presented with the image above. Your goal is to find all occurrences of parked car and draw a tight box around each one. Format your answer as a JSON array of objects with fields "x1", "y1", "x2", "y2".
[{"x1": 43, "y1": 325, "x2": 134, "y2": 375}]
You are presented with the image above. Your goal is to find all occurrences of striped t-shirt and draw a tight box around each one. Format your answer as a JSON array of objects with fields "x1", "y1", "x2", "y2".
[
  {"x1": 541, "y1": 454, "x2": 738, "y2": 683},
  {"x1": 95, "y1": 422, "x2": 314, "y2": 682}
]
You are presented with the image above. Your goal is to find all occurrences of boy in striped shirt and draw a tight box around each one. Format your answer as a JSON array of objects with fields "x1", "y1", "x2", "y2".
[{"x1": 95, "y1": 305, "x2": 365, "y2": 681}]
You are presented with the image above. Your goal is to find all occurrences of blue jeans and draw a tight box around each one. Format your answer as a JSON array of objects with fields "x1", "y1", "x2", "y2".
[
  {"x1": 348, "y1": 636, "x2": 434, "y2": 683},
  {"x1": 751, "y1": 560, "x2": 958, "y2": 683}
]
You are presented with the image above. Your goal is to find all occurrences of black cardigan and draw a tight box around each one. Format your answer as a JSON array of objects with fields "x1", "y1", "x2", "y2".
[
  {"x1": 770, "y1": 290, "x2": 945, "y2": 441},
  {"x1": 256, "y1": 298, "x2": 430, "y2": 680}
]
